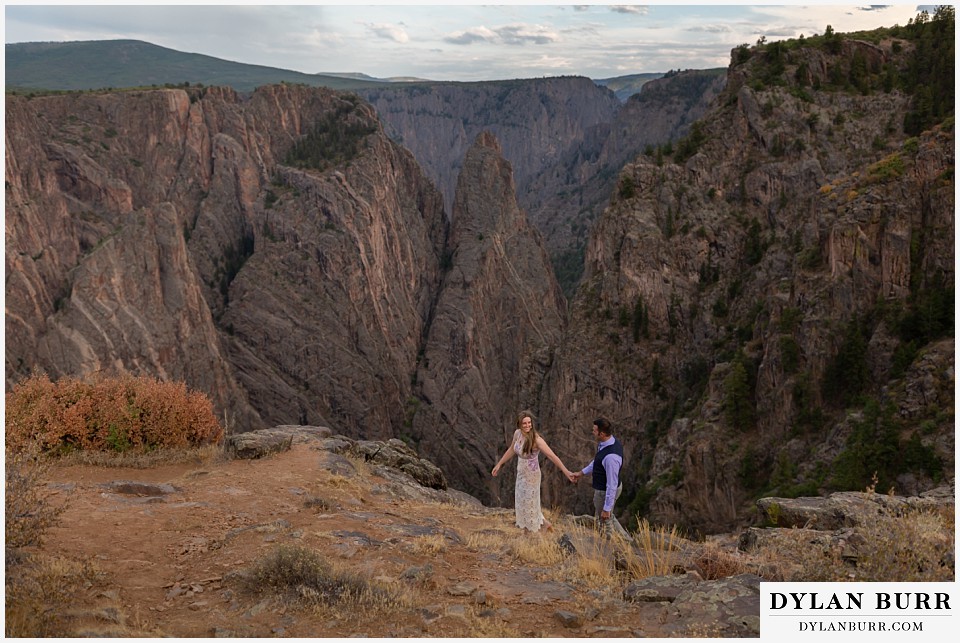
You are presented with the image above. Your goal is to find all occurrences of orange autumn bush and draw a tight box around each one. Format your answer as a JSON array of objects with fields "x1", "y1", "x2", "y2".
[{"x1": 5, "y1": 373, "x2": 224, "y2": 455}]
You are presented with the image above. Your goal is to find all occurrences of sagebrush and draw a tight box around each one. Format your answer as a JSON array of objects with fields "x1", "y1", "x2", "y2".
[
  {"x1": 5, "y1": 448, "x2": 64, "y2": 549},
  {"x1": 5, "y1": 373, "x2": 223, "y2": 454},
  {"x1": 240, "y1": 544, "x2": 406, "y2": 608},
  {"x1": 5, "y1": 447, "x2": 99, "y2": 637}
]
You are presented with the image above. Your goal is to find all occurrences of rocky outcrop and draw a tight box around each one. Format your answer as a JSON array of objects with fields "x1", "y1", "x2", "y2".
[
  {"x1": 408, "y1": 132, "x2": 567, "y2": 505},
  {"x1": 361, "y1": 73, "x2": 726, "y2": 292},
  {"x1": 226, "y1": 425, "x2": 333, "y2": 459},
  {"x1": 349, "y1": 438, "x2": 447, "y2": 491},
  {"x1": 6, "y1": 85, "x2": 449, "y2": 439},
  {"x1": 739, "y1": 485, "x2": 955, "y2": 581},
  {"x1": 225, "y1": 425, "x2": 457, "y2": 498},
  {"x1": 754, "y1": 484, "x2": 954, "y2": 530},
  {"x1": 541, "y1": 35, "x2": 954, "y2": 532},
  {"x1": 622, "y1": 572, "x2": 761, "y2": 637}
]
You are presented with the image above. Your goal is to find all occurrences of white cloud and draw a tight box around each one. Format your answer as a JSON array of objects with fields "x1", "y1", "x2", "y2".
[
  {"x1": 686, "y1": 24, "x2": 734, "y2": 34},
  {"x1": 495, "y1": 24, "x2": 559, "y2": 45},
  {"x1": 610, "y1": 6, "x2": 650, "y2": 15},
  {"x1": 444, "y1": 26, "x2": 497, "y2": 45},
  {"x1": 366, "y1": 22, "x2": 409, "y2": 44},
  {"x1": 444, "y1": 23, "x2": 559, "y2": 46}
]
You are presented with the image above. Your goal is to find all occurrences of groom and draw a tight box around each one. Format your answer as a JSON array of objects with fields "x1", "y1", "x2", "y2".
[{"x1": 570, "y1": 417, "x2": 630, "y2": 539}]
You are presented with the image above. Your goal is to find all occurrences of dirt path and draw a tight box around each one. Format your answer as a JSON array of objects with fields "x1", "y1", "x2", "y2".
[{"x1": 40, "y1": 442, "x2": 667, "y2": 637}]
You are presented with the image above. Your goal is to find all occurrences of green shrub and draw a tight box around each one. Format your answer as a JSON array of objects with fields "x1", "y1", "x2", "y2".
[
  {"x1": 829, "y1": 398, "x2": 942, "y2": 492},
  {"x1": 867, "y1": 153, "x2": 906, "y2": 182},
  {"x1": 822, "y1": 317, "x2": 869, "y2": 406},
  {"x1": 673, "y1": 122, "x2": 706, "y2": 164},
  {"x1": 723, "y1": 354, "x2": 756, "y2": 430},
  {"x1": 5, "y1": 374, "x2": 224, "y2": 455},
  {"x1": 285, "y1": 101, "x2": 377, "y2": 171}
]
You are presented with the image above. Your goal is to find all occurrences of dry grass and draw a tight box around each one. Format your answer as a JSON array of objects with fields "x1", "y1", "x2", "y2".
[
  {"x1": 5, "y1": 446, "x2": 108, "y2": 637},
  {"x1": 323, "y1": 473, "x2": 356, "y2": 489},
  {"x1": 464, "y1": 530, "x2": 512, "y2": 553},
  {"x1": 507, "y1": 533, "x2": 567, "y2": 566},
  {"x1": 447, "y1": 606, "x2": 523, "y2": 637},
  {"x1": 5, "y1": 448, "x2": 64, "y2": 549},
  {"x1": 408, "y1": 533, "x2": 448, "y2": 556},
  {"x1": 624, "y1": 518, "x2": 685, "y2": 578},
  {"x1": 55, "y1": 442, "x2": 226, "y2": 468},
  {"x1": 464, "y1": 524, "x2": 568, "y2": 568},
  {"x1": 747, "y1": 504, "x2": 955, "y2": 582},
  {"x1": 691, "y1": 540, "x2": 751, "y2": 580},
  {"x1": 342, "y1": 452, "x2": 372, "y2": 478},
  {"x1": 5, "y1": 552, "x2": 101, "y2": 637},
  {"x1": 851, "y1": 505, "x2": 954, "y2": 581},
  {"x1": 238, "y1": 544, "x2": 411, "y2": 610}
]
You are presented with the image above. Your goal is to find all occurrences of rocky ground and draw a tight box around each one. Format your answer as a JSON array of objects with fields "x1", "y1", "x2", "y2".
[{"x1": 30, "y1": 426, "x2": 762, "y2": 638}]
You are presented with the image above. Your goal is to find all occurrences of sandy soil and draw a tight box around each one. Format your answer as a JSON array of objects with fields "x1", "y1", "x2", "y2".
[{"x1": 38, "y1": 441, "x2": 669, "y2": 637}]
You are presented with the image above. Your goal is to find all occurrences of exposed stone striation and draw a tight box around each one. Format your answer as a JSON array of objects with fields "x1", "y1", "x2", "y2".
[
  {"x1": 361, "y1": 73, "x2": 725, "y2": 290},
  {"x1": 540, "y1": 37, "x2": 954, "y2": 531},
  {"x1": 409, "y1": 132, "x2": 567, "y2": 505},
  {"x1": 6, "y1": 84, "x2": 448, "y2": 439}
]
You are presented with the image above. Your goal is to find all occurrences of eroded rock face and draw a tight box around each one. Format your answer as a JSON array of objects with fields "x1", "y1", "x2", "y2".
[
  {"x1": 541, "y1": 38, "x2": 954, "y2": 532},
  {"x1": 361, "y1": 72, "x2": 725, "y2": 285},
  {"x1": 6, "y1": 85, "x2": 448, "y2": 439},
  {"x1": 409, "y1": 132, "x2": 566, "y2": 504}
]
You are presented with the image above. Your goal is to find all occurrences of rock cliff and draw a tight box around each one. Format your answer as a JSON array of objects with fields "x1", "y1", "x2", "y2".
[
  {"x1": 409, "y1": 132, "x2": 566, "y2": 504},
  {"x1": 360, "y1": 73, "x2": 726, "y2": 293},
  {"x1": 5, "y1": 84, "x2": 450, "y2": 437},
  {"x1": 540, "y1": 33, "x2": 954, "y2": 533},
  {"x1": 5, "y1": 85, "x2": 565, "y2": 502}
]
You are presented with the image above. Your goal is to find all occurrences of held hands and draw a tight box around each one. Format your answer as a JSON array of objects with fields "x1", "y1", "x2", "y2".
[{"x1": 566, "y1": 470, "x2": 583, "y2": 484}]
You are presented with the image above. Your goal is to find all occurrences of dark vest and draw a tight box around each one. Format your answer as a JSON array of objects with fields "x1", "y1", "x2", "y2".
[{"x1": 591, "y1": 438, "x2": 624, "y2": 490}]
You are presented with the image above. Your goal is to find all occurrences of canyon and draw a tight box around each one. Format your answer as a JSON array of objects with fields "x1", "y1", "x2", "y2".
[{"x1": 5, "y1": 20, "x2": 954, "y2": 533}]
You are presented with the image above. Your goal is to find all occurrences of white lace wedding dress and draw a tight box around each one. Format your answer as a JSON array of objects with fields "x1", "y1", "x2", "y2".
[{"x1": 512, "y1": 429, "x2": 545, "y2": 531}]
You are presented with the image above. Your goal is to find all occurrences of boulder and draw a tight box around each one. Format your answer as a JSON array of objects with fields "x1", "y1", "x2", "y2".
[
  {"x1": 662, "y1": 573, "x2": 762, "y2": 637},
  {"x1": 757, "y1": 485, "x2": 955, "y2": 530},
  {"x1": 351, "y1": 438, "x2": 447, "y2": 490},
  {"x1": 225, "y1": 429, "x2": 292, "y2": 459},
  {"x1": 624, "y1": 574, "x2": 699, "y2": 603}
]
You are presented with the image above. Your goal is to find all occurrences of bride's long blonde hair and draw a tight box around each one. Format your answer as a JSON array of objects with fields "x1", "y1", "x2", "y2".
[{"x1": 517, "y1": 409, "x2": 539, "y2": 456}]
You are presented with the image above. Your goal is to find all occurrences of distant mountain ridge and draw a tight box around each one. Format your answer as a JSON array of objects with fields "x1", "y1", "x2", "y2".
[
  {"x1": 4, "y1": 38, "x2": 662, "y2": 95},
  {"x1": 594, "y1": 72, "x2": 665, "y2": 101},
  {"x1": 5, "y1": 39, "x2": 392, "y2": 92}
]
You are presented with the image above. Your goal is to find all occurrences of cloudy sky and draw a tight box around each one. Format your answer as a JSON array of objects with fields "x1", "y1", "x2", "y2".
[{"x1": 3, "y1": 2, "x2": 935, "y2": 81}]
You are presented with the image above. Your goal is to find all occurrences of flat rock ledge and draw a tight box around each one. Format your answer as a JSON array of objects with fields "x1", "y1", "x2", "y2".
[
  {"x1": 224, "y1": 426, "x2": 473, "y2": 505},
  {"x1": 624, "y1": 573, "x2": 761, "y2": 637},
  {"x1": 754, "y1": 484, "x2": 954, "y2": 530},
  {"x1": 740, "y1": 485, "x2": 955, "y2": 578},
  {"x1": 225, "y1": 425, "x2": 332, "y2": 459}
]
